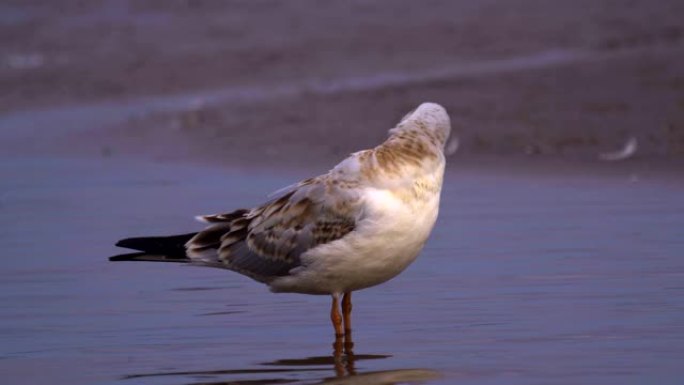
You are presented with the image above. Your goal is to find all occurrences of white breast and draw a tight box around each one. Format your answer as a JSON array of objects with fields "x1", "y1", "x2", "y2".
[{"x1": 270, "y1": 165, "x2": 443, "y2": 295}]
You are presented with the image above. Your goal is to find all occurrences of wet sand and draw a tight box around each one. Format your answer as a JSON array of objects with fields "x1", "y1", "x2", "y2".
[{"x1": 1, "y1": 0, "x2": 684, "y2": 166}]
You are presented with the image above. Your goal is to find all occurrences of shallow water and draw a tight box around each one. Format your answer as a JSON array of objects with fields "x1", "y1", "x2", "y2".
[{"x1": 1, "y1": 154, "x2": 683, "y2": 385}]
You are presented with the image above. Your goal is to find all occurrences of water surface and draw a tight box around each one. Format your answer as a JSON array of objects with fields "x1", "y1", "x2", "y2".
[{"x1": 1, "y1": 155, "x2": 683, "y2": 385}]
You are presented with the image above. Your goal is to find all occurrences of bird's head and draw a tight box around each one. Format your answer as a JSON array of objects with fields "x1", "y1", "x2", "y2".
[{"x1": 392, "y1": 102, "x2": 451, "y2": 148}]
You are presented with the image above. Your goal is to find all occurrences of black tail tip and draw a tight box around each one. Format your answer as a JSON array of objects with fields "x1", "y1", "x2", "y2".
[
  {"x1": 108, "y1": 252, "x2": 190, "y2": 263},
  {"x1": 109, "y1": 252, "x2": 147, "y2": 262}
]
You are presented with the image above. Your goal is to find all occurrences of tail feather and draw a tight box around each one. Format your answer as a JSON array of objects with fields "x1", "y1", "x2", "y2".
[
  {"x1": 111, "y1": 232, "x2": 198, "y2": 262},
  {"x1": 109, "y1": 252, "x2": 188, "y2": 262}
]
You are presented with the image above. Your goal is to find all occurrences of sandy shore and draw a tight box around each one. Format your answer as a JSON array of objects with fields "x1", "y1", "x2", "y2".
[
  {"x1": 1, "y1": 0, "x2": 683, "y2": 170},
  {"x1": 2, "y1": 4, "x2": 684, "y2": 383}
]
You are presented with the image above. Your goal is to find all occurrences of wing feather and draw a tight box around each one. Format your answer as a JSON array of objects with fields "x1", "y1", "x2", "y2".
[{"x1": 186, "y1": 176, "x2": 362, "y2": 282}]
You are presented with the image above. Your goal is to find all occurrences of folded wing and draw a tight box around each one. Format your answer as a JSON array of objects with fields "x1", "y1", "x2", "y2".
[{"x1": 187, "y1": 177, "x2": 362, "y2": 283}]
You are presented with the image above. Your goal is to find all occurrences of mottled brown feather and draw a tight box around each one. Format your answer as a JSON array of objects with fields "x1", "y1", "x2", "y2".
[{"x1": 187, "y1": 181, "x2": 360, "y2": 282}]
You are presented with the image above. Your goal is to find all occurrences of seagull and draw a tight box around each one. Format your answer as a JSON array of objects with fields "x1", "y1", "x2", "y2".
[{"x1": 110, "y1": 102, "x2": 451, "y2": 338}]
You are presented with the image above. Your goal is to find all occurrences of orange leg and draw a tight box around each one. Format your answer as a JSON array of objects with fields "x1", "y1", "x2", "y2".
[
  {"x1": 342, "y1": 292, "x2": 352, "y2": 335},
  {"x1": 342, "y1": 292, "x2": 354, "y2": 357},
  {"x1": 330, "y1": 294, "x2": 344, "y2": 338}
]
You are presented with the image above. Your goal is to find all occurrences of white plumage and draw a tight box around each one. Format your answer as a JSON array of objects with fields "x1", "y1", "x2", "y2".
[
  {"x1": 112, "y1": 102, "x2": 451, "y2": 337},
  {"x1": 189, "y1": 102, "x2": 449, "y2": 294}
]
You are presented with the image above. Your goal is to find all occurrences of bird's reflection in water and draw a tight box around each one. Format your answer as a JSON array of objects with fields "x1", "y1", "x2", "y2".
[
  {"x1": 314, "y1": 334, "x2": 439, "y2": 384},
  {"x1": 333, "y1": 331, "x2": 357, "y2": 377},
  {"x1": 122, "y1": 334, "x2": 440, "y2": 385}
]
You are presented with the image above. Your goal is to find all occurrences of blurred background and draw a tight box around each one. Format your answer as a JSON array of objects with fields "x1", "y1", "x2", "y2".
[
  {"x1": 1, "y1": 0, "x2": 683, "y2": 166},
  {"x1": 1, "y1": 1, "x2": 683, "y2": 385}
]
